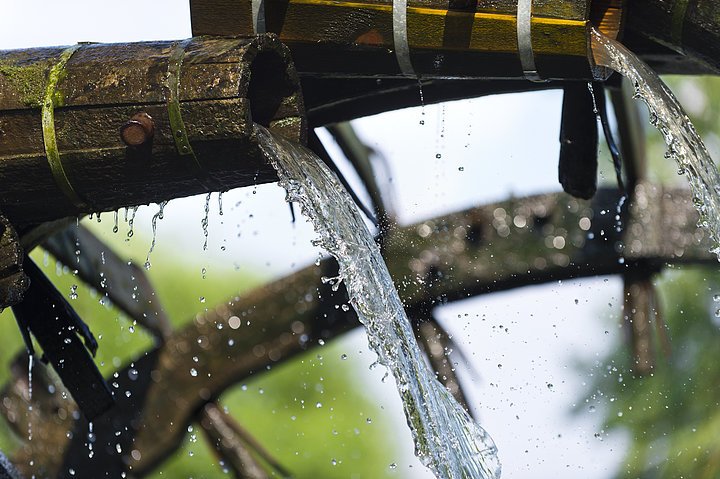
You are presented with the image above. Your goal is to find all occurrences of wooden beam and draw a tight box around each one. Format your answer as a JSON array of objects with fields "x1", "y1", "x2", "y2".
[
  {"x1": 191, "y1": 0, "x2": 597, "y2": 79},
  {"x1": 0, "y1": 37, "x2": 305, "y2": 226}
]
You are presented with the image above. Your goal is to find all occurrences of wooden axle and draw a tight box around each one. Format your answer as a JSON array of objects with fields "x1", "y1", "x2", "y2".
[
  {"x1": 0, "y1": 35, "x2": 306, "y2": 227},
  {"x1": 192, "y1": 0, "x2": 624, "y2": 80},
  {"x1": 191, "y1": 0, "x2": 720, "y2": 78}
]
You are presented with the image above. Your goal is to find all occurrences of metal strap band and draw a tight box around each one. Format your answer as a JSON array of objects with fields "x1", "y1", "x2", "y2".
[
  {"x1": 42, "y1": 44, "x2": 88, "y2": 210},
  {"x1": 166, "y1": 40, "x2": 203, "y2": 172},
  {"x1": 392, "y1": 0, "x2": 415, "y2": 76},
  {"x1": 252, "y1": 0, "x2": 267, "y2": 34},
  {"x1": 517, "y1": 0, "x2": 542, "y2": 82},
  {"x1": 670, "y1": 0, "x2": 690, "y2": 50}
]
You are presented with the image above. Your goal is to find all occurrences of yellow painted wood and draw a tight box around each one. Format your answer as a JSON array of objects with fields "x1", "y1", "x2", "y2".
[{"x1": 263, "y1": 0, "x2": 588, "y2": 56}]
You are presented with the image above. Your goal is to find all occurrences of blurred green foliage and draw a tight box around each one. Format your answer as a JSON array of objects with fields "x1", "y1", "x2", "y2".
[
  {"x1": 588, "y1": 268, "x2": 720, "y2": 478},
  {"x1": 0, "y1": 220, "x2": 400, "y2": 478},
  {"x1": 587, "y1": 76, "x2": 720, "y2": 479}
]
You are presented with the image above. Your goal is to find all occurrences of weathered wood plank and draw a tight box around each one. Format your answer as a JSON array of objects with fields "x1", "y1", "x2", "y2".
[
  {"x1": 11, "y1": 260, "x2": 114, "y2": 420},
  {"x1": 0, "y1": 212, "x2": 27, "y2": 308},
  {"x1": 191, "y1": 0, "x2": 598, "y2": 79},
  {"x1": 0, "y1": 36, "x2": 305, "y2": 226}
]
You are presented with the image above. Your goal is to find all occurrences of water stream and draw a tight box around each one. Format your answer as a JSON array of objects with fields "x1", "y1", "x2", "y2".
[
  {"x1": 256, "y1": 125, "x2": 501, "y2": 479},
  {"x1": 592, "y1": 28, "x2": 720, "y2": 257}
]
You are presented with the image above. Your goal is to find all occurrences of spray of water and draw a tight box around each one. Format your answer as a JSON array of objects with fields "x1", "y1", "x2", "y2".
[
  {"x1": 591, "y1": 28, "x2": 720, "y2": 258},
  {"x1": 256, "y1": 125, "x2": 501, "y2": 479}
]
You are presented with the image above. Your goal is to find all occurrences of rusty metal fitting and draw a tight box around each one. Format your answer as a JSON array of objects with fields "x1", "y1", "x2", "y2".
[{"x1": 120, "y1": 112, "x2": 155, "y2": 147}]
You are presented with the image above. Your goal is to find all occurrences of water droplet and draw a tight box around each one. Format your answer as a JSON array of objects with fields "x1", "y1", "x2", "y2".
[
  {"x1": 202, "y1": 193, "x2": 211, "y2": 250},
  {"x1": 127, "y1": 206, "x2": 139, "y2": 238},
  {"x1": 190, "y1": 368, "x2": 198, "y2": 377},
  {"x1": 547, "y1": 383, "x2": 554, "y2": 391}
]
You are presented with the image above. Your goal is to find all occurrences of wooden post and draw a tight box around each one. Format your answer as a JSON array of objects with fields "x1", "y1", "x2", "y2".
[{"x1": 0, "y1": 35, "x2": 306, "y2": 227}]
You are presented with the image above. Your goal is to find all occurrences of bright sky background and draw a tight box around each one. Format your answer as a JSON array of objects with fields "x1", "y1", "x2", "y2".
[{"x1": 1, "y1": 2, "x2": 630, "y2": 478}]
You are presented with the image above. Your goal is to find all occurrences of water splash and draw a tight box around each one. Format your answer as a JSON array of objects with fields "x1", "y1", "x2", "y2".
[
  {"x1": 127, "y1": 206, "x2": 139, "y2": 239},
  {"x1": 202, "y1": 193, "x2": 211, "y2": 250},
  {"x1": 87, "y1": 421, "x2": 94, "y2": 458},
  {"x1": 592, "y1": 29, "x2": 720, "y2": 258},
  {"x1": 145, "y1": 201, "x2": 168, "y2": 269},
  {"x1": 27, "y1": 354, "x2": 33, "y2": 442},
  {"x1": 256, "y1": 125, "x2": 501, "y2": 479},
  {"x1": 418, "y1": 79, "x2": 426, "y2": 125}
]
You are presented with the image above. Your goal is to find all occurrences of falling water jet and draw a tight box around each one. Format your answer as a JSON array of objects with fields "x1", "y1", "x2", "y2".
[
  {"x1": 591, "y1": 28, "x2": 720, "y2": 259},
  {"x1": 256, "y1": 125, "x2": 501, "y2": 479}
]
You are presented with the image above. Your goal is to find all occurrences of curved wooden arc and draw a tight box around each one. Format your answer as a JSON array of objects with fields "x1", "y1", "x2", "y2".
[{"x1": 1, "y1": 183, "x2": 714, "y2": 477}]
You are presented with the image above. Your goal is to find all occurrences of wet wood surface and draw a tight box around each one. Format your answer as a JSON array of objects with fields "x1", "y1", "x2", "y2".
[
  {"x1": 0, "y1": 36, "x2": 305, "y2": 226},
  {"x1": 191, "y1": 0, "x2": 597, "y2": 79},
  {"x1": 626, "y1": 0, "x2": 720, "y2": 73}
]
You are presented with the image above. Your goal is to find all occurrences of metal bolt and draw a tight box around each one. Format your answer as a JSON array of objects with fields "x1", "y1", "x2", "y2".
[{"x1": 120, "y1": 112, "x2": 155, "y2": 147}]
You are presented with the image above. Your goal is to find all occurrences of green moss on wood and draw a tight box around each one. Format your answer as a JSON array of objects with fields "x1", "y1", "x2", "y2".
[{"x1": 0, "y1": 61, "x2": 49, "y2": 108}]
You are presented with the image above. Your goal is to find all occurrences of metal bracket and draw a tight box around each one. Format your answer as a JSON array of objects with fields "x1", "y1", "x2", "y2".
[{"x1": 41, "y1": 44, "x2": 87, "y2": 210}]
